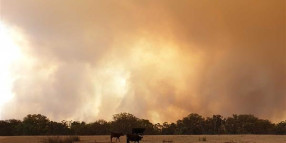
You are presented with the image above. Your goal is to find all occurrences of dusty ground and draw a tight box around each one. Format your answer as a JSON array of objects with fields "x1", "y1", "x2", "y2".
[{"x1": 0, "y1": 135, "x2": 285, "y2": 143}]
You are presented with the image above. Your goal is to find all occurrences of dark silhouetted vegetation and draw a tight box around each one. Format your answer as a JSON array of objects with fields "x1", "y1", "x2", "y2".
[{"x1": 0, "y1": 113, "x2": 285, "y2": 135}]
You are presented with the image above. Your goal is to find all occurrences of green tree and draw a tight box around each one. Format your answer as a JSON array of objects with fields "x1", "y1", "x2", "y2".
[
  {"x1": 177, "y1": 113, "x2": 205, "y2": 134},
  {"x1": 253, "y1": 119, "x2": 274, "y2": 134},
  {"x1": 162, "y1": 122, "x2": 176, "y2": 135},
  {"x1": 48, "y1": 120, "x2": 70, "y2": 135},
  {"x1": 138, "y1": 119, "x2": 158, "y2": 134},
  {"x1": 86, "y1": 119, "x2": 110, "y2": 135},
  {"x1": 22, "y1": 114, "x2": 50, "y2": 135},
  {"x1": 110, "y1": 112, "x2": 139, "y2": 134},
  {"x1": 275, "y1": 121, "x2": 286, "y2": 134},
  {"x1": 204, "y1": 115, "x2": 225, "y2": 134},
  {"x1": 70, "y1": 121, "x2": 87, "y2": 135}
]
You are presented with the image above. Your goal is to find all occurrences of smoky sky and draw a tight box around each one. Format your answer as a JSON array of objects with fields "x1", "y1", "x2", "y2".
[{"x1": 1, "y1": 0, "x2": 285, "y2": 123}]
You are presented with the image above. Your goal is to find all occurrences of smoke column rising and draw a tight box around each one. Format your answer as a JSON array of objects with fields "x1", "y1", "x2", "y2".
[{"x1": 0, "y1": 0, "x2": 285, "y2": 123}]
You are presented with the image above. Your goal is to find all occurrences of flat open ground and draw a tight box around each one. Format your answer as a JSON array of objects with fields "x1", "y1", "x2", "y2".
[{"x1": 0, "y1": 135, "x2": 285, "y2": 143}]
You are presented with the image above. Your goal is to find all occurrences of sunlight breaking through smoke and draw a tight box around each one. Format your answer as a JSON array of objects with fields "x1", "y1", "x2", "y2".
[
  {"x1": 0, "y1": 21, "x2": 24, "y2": 118},
  {"x1": 1, "y1": 0, "x2": 285, "y2": 123}
]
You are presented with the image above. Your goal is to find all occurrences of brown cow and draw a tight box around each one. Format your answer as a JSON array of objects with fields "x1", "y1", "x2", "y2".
[{"x1": 111, "y1": 132, "x2": 124, "y2": 142}]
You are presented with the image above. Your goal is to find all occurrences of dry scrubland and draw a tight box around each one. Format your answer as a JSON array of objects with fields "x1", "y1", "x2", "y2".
[{"x1": 0, "y1": 135, "x2": 286, "y2": 143}]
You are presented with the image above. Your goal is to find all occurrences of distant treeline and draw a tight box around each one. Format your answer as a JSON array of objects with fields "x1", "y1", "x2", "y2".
[{"x1": 0, "y1": 113, "x2": 285, "y2": 135}]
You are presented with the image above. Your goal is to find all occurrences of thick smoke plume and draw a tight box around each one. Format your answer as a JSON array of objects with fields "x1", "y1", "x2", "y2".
[{"x1": 1, "y1": 0, "x2": 285, "y2": 122}]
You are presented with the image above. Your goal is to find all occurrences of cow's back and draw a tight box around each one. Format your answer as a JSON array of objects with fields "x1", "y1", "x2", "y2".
[{"x1": 126, "y1": 134, "x2": 143, "y2": 143}]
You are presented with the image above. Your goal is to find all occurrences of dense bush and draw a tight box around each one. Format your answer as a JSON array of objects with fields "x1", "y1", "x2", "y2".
[{"x1": 0, "y1": 113, "x2": 285, "y2": 135}]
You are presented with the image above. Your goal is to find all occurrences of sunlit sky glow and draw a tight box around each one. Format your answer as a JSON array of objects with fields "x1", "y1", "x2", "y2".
[{"x1": 0, "y1": 22, "x2": 21, "y2": 114}]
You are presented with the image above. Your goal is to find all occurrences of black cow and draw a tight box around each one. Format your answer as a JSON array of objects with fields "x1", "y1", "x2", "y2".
[
  {"x1": 126, "y1": 134, "x2": 143, "y2": 143},
  {"x1": 132, "y1": 128, "x2": 145, "y2": 135},
  {"x1": 111, "y1": 132, "x2": 124, "y2": 142}
]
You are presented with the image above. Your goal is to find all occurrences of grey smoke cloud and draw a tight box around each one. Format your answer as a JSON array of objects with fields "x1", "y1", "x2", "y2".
[{"x1": 1, "y1": 0, "x2": 285, "y2": 122}]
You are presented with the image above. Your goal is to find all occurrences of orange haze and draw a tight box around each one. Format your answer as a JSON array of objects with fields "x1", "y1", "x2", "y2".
[{"x1": 1, "y1": 0, "x2": 285, "y2": 123}]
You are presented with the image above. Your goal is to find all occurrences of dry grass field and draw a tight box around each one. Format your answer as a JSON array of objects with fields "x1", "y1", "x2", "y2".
[{"x1": 0, "y1": 135, "x2": 286, "y2": 143}]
